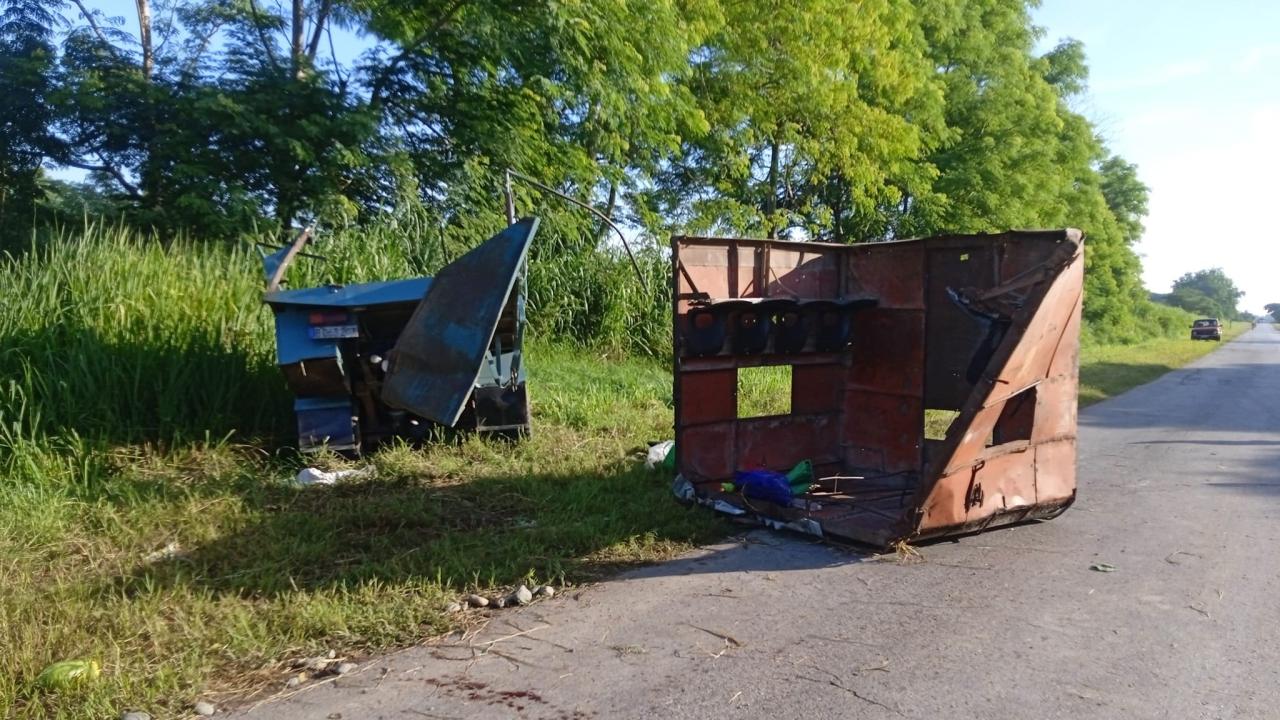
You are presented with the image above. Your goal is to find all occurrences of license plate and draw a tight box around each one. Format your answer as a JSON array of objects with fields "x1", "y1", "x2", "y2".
[{"x1": 309, "y1": 324, "x2": 359, "y2": 339}]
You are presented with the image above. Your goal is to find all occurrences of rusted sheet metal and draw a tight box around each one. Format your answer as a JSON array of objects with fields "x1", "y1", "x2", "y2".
[
  {"x1": 672, "y1": 229, "x2": 1084, "y2": 547},
  {"x1": 383, "y1": 218, "x2": 538, "y2": 427}
]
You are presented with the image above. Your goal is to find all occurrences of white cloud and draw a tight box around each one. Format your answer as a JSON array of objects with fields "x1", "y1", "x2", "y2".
[{"x1": 1233, "y1": 44, "x2": 1280, "y2": 74}]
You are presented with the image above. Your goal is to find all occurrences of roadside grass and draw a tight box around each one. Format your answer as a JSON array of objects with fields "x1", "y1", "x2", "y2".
[
  {"x1": 1078, "y1": 322, "x2": 1249, "y2": 406},
  {"x1": 0, "y1": 226, "x2": 715, "y2": 719},
  {"x1": 1, "y1": 342, "x2": 722, "y2": 720}
]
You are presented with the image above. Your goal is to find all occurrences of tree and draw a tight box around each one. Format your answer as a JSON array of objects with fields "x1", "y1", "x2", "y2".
[
  {"x1": 646, "y1": 0, "x2": 945, "y2": 241},
  {"x1": 0, "y1": 0, "x2": 66, "y2": 233},
  {"x1": 1170, "y1": 269, "x2": 1244, "y2": 319},
  {"x1": 1097, "y1": 154, "x2": 1148, "y2": 245}
]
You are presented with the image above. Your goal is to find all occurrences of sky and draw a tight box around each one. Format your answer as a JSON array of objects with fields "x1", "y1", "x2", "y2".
[
  {"x1": 1033, "y1": 0, "x2": 1280, "y2": 312},
  {"x1": 64, "y1": 0, "x2": 1280, "y2": 311}
]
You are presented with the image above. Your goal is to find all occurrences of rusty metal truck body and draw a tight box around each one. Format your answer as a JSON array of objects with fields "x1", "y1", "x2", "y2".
[{"x1": 671, "y1": 229, "x2": 1084, "y2": 547}]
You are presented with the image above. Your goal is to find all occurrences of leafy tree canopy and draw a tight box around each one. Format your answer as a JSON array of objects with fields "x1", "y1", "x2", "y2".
[{"x1": 1170, "y1": 268, "x2": 1244, "y2": 320}]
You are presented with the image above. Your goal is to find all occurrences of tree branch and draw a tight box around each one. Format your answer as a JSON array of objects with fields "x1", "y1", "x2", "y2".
[
  {"x1": 306, "y1": 0, "x2": 334, "y2": 61},
  {"x1": 59, "y1": 158, "x2": 144, "y2": 200},
  {"x1": 327, "y1": 23, "x2": 347, "y2": 95},
  {"x1": 246, "y1": 0, "x2": 283, "y2": 74},
  {"x1": 369, "y1": 0, "x2": 468, "y2": 108},
  {"x1": 68, "y1": 0, "x2": 110, "y2": 45},
  {"x1": 181, "y1": 21, "x2": 225, "y2": 76}
]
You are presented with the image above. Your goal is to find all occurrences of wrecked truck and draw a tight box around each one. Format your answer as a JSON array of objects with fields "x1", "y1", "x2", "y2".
[
  {"x1": 262, "y1": 219, "x2": 538, "y2": 454},
  {"x1": 671, "y1": 229, "x2": 1084, "y2": 547}
]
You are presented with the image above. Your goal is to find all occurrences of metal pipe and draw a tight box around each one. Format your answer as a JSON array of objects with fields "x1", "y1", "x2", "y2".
[
  {"x1": 265, "y1": 224, "x2": 316, "y2": 293},
  {"x1": 504, "y1": 169, "x2": 648, "y2": 292}
]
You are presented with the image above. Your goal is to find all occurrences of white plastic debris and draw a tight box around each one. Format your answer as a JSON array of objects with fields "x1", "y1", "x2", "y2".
[
  {"x1": 294, "y1": 467, "x2": 372, "y2": 486},
  {"x1": 711, "y1": 500, "x2": 747, "y2": 516},
  {"x1": 671, "y1": 475, "x2": 695, "y2": 502},
  {"x1": 645, "y1": 440, "x2": 675, "y2": 470},
  {"x1": 143, "y1": 541, "x2": 183, "y2": 563}
]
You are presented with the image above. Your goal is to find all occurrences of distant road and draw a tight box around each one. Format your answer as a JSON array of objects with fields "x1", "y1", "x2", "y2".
[{"x1": 234, "y1": 326, "x2": 1280, "y2": 720}]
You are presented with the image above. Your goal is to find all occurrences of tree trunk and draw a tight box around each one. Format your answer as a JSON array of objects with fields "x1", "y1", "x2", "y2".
[
  {"x1": 765, "y1": 137, "x2": 779, "y2": 239},
  {"x1": 306, "y1": 0, "x2": 334, "y2": 61},
  {"x1": 135, "y1": 0, "x2": 160, "y2": 208},
  {"x1": 135, "y1": 0, "x2": 153, "y2": 80},
  {"x1": 276, "y1": 195, "x2": 295, "y2": 234},
  {"x1": 597, "y1": 179, "x2": 617, "y2": 242},
  {"x1": 291, "y1": 0, "x2": 305, "y2": 79}
]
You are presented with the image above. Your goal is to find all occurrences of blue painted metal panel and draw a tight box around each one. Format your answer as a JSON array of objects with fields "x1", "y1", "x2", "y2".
[
  {"x1": 381, "y1": 218, "x2": 538, "y2": 426},
  {"x1": 265, "y1": 277, "x2": 432, "y2": 309},
  {"x1": 273, "y1": 307, "x2": 344, "y2": 365},
  {"x1": 294, "y1": 396, "x2": 356, "y2": 450}
]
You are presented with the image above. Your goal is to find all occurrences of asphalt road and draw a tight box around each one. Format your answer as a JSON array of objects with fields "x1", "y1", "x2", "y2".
[{"x1": 233, "y1": 326, "x2": 1280, "y2": 720}]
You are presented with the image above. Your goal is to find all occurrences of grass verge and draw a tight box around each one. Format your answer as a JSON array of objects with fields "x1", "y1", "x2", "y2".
[
  {"x1": 1078, "y1": 322, "x2": 1249, "y2": 406},
  {"x1": 0, "y1": 342, "x2": 723, "y2": 720}
]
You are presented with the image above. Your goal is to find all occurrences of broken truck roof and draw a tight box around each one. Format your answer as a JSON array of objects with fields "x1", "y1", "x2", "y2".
[
  {"x1": 265, "y1": 277, "x2": 432, "y2": 309},
  {"x1": 672, "y1": 229, "x2": 1084, "y2": 547}
]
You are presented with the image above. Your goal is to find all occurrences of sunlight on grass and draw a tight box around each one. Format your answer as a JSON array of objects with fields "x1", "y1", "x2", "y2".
[
  {"x1": 736, "y1": 365, "x2": 792, "y2": 417},
  {"x1": 1078, "y1": 322, "x2": 1248, "y2": 406}
]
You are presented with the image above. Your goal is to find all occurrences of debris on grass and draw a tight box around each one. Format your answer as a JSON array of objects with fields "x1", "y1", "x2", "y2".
[
  {"x1": 644, "y1": 440, "x2": 675, "y2": 470},
  {"x1": 294, "y1": 467, "x2": 373, "y2": 486},
  {"x1": 142, "y1": 541, "x2": 184, "y2": 563},
  {"x1": 35, "y1": 659, "x2": 100, "y2": 691}
]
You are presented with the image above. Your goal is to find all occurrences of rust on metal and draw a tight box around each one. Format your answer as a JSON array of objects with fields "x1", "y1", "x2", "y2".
[{"x1": 672, "y1": 229, "x2": 1084, "y2": 547}]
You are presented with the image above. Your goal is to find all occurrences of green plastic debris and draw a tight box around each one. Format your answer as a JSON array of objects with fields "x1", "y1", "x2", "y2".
[
  {"x1": 786, "y1": 460, "x2": 814, "y2": 495},
  {"x1": 662, "y1": 443, "x2": 676, "y2": 472},
  {"x1": 35, "y1": 659, "x2": 100, "y2": 691},
  {"x1": 721, "y1": 482, "x2": 736, "y2": 492},
  {"x1": 1089, "y1": 562, "x2": 1117, "y2": 573}
]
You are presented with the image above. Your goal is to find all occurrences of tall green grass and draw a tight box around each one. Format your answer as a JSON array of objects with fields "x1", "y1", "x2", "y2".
[{"x1": 0, "y1": 223, "x2": 287, "y2": 448}]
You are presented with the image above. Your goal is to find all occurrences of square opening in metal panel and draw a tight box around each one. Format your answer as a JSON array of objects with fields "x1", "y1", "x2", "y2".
[
  {"x1": 736, "y1": 365, "x2": 792, "y2": 418},
  {"x1": 989, "y1": 386, "x2": 1037, "y2": 446}
]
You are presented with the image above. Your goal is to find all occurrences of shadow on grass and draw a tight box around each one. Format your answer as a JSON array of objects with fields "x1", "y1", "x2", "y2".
[
  {"x1": 0, "y1": 325, "x2": 291, "y2": 447},
  {"x1": 105, "y1": 459, "x2": 733, "y2": 600},
  {"x1": 1079, "y1": 361, "x2": 1177, "y2": 405}
]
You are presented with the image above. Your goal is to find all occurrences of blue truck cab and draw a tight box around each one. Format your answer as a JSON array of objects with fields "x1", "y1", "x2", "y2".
[{"x1": 262, "y1": 219, "x2": 538, "y2": 453}]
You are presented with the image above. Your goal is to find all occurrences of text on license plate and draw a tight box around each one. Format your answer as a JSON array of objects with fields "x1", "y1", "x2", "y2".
[{"x1": 309, "y1": 324, "x2": 359, "y2": 339}]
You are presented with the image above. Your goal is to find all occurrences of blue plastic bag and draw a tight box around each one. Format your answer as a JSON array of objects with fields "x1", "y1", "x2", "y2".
[{"x1": 733, "y1": 469, "x2": 794, "y2": 506}]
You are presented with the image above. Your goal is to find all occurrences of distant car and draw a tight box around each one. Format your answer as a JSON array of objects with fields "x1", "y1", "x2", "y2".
[{"x1": 1191, "y1": 317, "x2": 1222, "y2": 341}]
